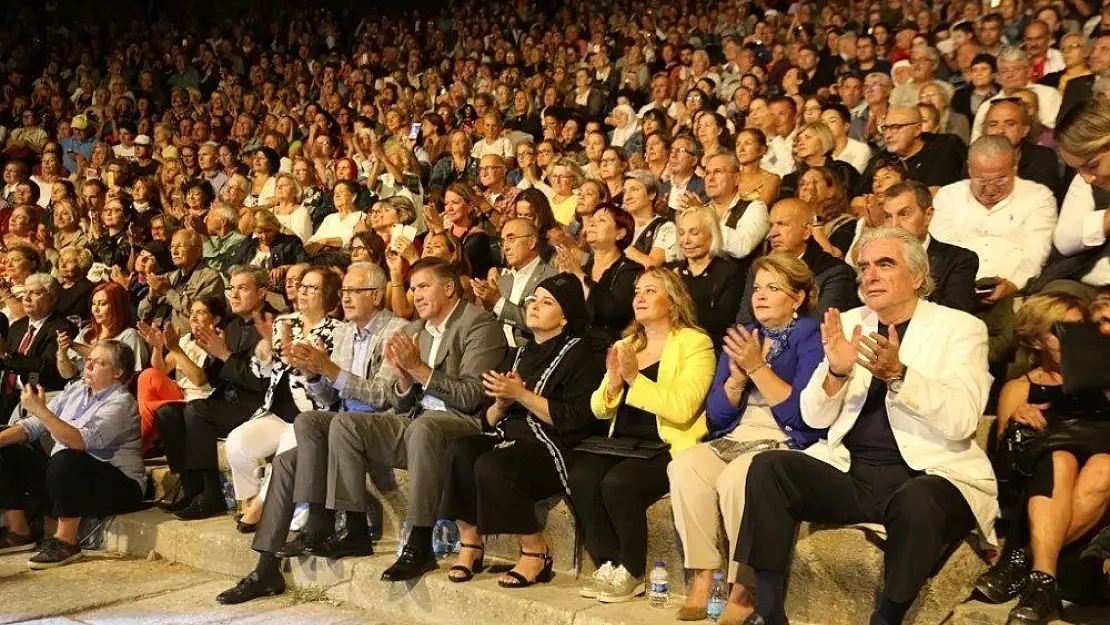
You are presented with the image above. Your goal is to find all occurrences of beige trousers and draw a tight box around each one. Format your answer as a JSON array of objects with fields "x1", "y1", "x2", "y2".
[{"x1": 667, "y1": 406, "x2": 788, "y2": 586}]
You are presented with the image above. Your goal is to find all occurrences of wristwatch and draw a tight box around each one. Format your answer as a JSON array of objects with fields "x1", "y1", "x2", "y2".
[{"x1": 887, "y1": 367, "x2": 906, "y2": 395}]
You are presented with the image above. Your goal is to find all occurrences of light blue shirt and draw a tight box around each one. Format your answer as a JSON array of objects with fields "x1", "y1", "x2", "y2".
[{"x1": 19, "y1": 381, "x2": 145, "y2": 491}]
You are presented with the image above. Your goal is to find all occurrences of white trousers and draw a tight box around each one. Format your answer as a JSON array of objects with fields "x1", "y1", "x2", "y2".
[
  {"x1": 225, "y1": 413, "x2": 296, "y2": 501},
  {"x1": 667, "y1": 406, "x2": 788, "y2": 586}
]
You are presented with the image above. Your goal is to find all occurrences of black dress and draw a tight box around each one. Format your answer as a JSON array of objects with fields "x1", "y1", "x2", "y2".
[
  {"x1": 439, "y1": 333, "x2": 606, "y2": 535},
  {"x1": 674, "y1": 256, "x2": 748, "y2": 350}
]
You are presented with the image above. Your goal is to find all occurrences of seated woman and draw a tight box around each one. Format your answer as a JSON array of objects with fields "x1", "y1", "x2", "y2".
[
  {"x1": 0, "y1": 340, "x2": 144, "y2": 568},
  {"x1": 54, "y1": 247, "x2": 95, "y2": 326},
  {"x1": 439, "y1": 274, "x2": 607, "y2": 586},
  {"x1": 226, "y1": 209, "x2": 309, "y2": 287},
  {"x1": 57, "y1": 282, "x2": 149, "y2": 387},
  {"x1": 87, "y1": 195, "x2": 133, "y2": 272},
  {"x1": 306, "y1": 181, "x2": 366, "y2": 254},
  {"x1": 975, "y1": 293, "x2": 1110, "y2": 625},
  {"x1": 778, "y1": 122, "x2": 859, "y2": 200},
  {"x1": 669, "y1": 254, "x2": 825, "y2": 624},
  {"x1": 1, "y1": 244, "x2": 43, "y2": 322},
  {"x1": 799, "y1": 166, "x2": 856, "y2": 258},
  {"x1": 423, "y1": 181, "x2": 496, "y2": 280},
  {"x1": 206, "y1": 268, "x2": 342, "y2": 523},
  {"x1": 135, "y1": 296, "x2": 224, "y2": 458},
  {"x1": 555, "y1": 203, "x2": 642, "y2": 343},
  {"x1": 571, "y1": 267, "x2": 716, "y2": 603},
  {"x1": 672, "y1": 205, "x2": 748, "y2": 349}
]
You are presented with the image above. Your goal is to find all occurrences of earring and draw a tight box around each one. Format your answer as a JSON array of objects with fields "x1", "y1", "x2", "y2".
[{"x1": 792, "y1": 309, "x2": 799, "y2": 319}]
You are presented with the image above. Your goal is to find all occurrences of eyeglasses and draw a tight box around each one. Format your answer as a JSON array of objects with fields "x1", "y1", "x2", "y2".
[
  {"x1": 879, "y1": 122, "x2": 919, "y2": 134},
  {"x1": 971, "y1": 175, "x2": 1011, "y2": 189},
  {"x1": 298, "y1": 284, "x2": 321, "y2": 294},
  {"x1": 502, "y1": 233, "x2": 535, "y2": 244},
  {"x1": 479, "y1": 165, "x2": 505, "y2": 173}
]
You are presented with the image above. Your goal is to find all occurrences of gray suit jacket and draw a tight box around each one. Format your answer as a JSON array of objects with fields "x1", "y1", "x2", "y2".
[
  {"x1": 497, "y1": 259, "x2": 558, "y2": 344},
  {"x1": 394, "y1": 300, "x2": 507, "y2": 420},
  {"x1": 309, "y1": 310, "x2": 409, "y2": 412}
]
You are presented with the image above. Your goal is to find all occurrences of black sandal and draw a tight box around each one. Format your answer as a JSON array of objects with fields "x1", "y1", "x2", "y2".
[
  {"x1": 447, "y1": 542, "x2": 485, "y2": 583},
  {"x1": 498, "y1": 549, "x2": 554, "y2": 588}
]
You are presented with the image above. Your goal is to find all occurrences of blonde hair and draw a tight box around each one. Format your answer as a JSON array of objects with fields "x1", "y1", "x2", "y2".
[
  {"x1": 623, "y1": 267, "x2": 704, "y2": 350},
  {"x1": 796, "y1": 122, "x2": 835, "y2": 156},
  {"x1": 676, "y1": 204, "x2": 724, "y2": 258},
  {"x1": 1055, "y1": 96, "x2": 1110, "y2": 157},
  {"x1": 1013, "y1": 293, "x2": 1087, "y2": 362},
  {"x1": 547, "y1": 156, "x2": 585, "y2": 187},
  {"x1": 751, "y1": 253, "x2": 819, "y2": 314}
]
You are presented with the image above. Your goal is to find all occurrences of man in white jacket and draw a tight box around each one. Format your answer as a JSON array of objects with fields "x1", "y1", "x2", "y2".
[{"x1": 733, "y1": 227, "x2": 998, "y2": 625}]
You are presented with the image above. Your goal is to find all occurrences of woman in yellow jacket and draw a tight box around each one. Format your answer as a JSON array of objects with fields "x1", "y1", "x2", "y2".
[{"x1": 570, "y1": 266, "x2": 716, "y2": 604}]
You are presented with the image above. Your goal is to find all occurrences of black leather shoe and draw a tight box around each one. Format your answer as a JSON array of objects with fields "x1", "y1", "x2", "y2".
[
  {"x1": 381, "y1": 544, "x2": 437, "y2": 582},
  {"x1": 173, "y1": 495, "x2": 227, "y2": 521},
  {"x1": 312, "y1": 532, "x2": 374, "y2": 560},
  {"x1": 276, "y1": 533, "x2": 330, "y2": 559},
  {"x1": 1007, "y1": 571, "x2": 1062, "y2": 625},
  {"x1": 157, "y1": 492, "x2": 198, "y2": 513},
  {"x1": 976, "y1": 547, "x2": 1032, "y2": 604},
  {"x1": 216, "y1": 571, "x2": 286, "y2": 605},
  {"x1": 233, "y1": 514, "x2": 257, "y2": 534}
]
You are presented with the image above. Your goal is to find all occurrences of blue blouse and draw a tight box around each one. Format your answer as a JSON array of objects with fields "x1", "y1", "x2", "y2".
[{"x1": 704, "y1": 316, "x2": 826, "y2": 449}]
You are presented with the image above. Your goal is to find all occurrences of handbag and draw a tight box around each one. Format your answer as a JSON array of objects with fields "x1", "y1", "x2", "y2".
[
  {"x1": 1001, "y1": 419, "x2": 1110, "y2": 477},
  {"x1": 573, "y1": 435, "x2": 671, "y2": 460}
]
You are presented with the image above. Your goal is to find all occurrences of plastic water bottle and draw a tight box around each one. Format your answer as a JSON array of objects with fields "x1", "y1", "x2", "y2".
[
  {"x1": 396, "y1": 521, "x2": 409, "y2": 557},
  {"x1": 649, "y1": 561, "x2": 669, "y2": 609},
  {"x1": 707, "y1": 571, "x2": 728, "y2": 622},
  {"x1": 221, "y1": 476, "x2": 237, "y2": 512},
  {"x1": 432, "y1": 520, "x2": 453, "y2": 559}
]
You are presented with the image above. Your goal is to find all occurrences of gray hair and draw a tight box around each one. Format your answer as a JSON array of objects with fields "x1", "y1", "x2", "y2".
[
  {"x1": 676, "y1": 204, "x2": 724, "y2": 258},
  {"x1": 25, "y1": 273, "x2": 59, "y2": 300},
  {"x1": 864, "y1": 72, "x2": 893, "y2": 88},
  {"x1": 211, "y1": 201, "x2": 239, "y2": 228},
  {"x1": 95, "y1": 339, "x2": 136, "y2": 379},
  {"x1": 968, "y1": 134, "x2": 1016, "y2": 165},
  {"x1": 59, "y1": 247, "x2": 94, "y2": 272},
  {"x1": 228, "y1": 265, "x2": 270, "y2": 289},
  {"x1": 855, "y1": 227, "x2": 935, "y2": 298},
  {"x1": 996, "y1": 46, "x2": 1030, "y2": 65},
  {"x1": 382, "y1": 195, "x2": 417, "y2": 225},
  {"x1": 347, "y1": 262, "x2": 387, "y2": 289},
  {"x1": 912, "y1": 45, "x2": 939, "y2": 67},
  {"x1": 624, "y1": 168, "x2": 660, "y2": 197}
]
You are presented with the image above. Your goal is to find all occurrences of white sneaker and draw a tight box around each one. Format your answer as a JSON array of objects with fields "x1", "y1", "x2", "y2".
[
  {"x1": 597, "y1": 565, "x2": 645, "y2": 603},
  {"x1": 579, "y1": 561, "x2": 616, "y2": 598}
]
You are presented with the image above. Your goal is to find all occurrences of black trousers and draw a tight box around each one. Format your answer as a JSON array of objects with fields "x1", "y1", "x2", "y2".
[
  {"x1": 566, "y1": 450, "x2": 671, "y2": 579},
  {"x1": 439, "y1": 434, "x2": 566, "y2": 536},
  {"x1": 155, "y1": 397, "x2": 255, "y2": 472},
  {"x1": 735, "y1": 451, "x2": 975, "y2": 604},
  {"x1": 0, "y1": 445, "x2": 142, "y2": 519}
]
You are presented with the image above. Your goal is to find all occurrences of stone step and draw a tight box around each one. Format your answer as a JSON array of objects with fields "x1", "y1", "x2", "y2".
[{"x1": 951, "y1": 598, "x2": 1109, "y2": 625}]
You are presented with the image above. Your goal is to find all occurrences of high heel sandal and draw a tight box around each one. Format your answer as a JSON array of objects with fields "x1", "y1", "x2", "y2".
[
  {"x1": 498, "y1": 550, "x2": 554, "y2": 588},
  {"x1": 447, "y1": 542, "x2": 485, "y2": 583}
]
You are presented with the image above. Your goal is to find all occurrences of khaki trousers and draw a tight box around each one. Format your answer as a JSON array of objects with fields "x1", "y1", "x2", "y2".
[{"x1": 667, "y1": 407, "x2": 788, "y2": 586}]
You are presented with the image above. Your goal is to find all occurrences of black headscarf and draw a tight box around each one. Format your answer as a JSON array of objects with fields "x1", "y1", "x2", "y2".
[{"x1": 535, "y1": 272, "x2": 592, "y2": 337}]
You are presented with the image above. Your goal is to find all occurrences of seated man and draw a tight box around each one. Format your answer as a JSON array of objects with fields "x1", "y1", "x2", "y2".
[
  {"x1": 138, "y1": 229, "x2": 225, "y2": 334},
  {"x1": 931, "y1": 135, "x2": 1058, "y2": 362},
  {"x1": 734, "y1": 228, "x2": 999, "y2": 625},
  {"x1": 472, "y1": 218, "x2": 557, "y2": 347},
  {"x1": 216, "y1": 263, "x2": 408, "y2": 604},
  {"x1": 857, "y1": 106, "x2": 967, "y2": 195},
  {"x1": 736, "y1": 198, "x2": 859, "y2": 324},
  {"x1": 981, "y1": 98, "x2": 1062, "y2": 200},
  {"x1": 0, "y1": 274, "x2": 77, "y2": 422},
  {"x1": 0, "y1": 340, "x2": 144, "y2": 569},
  {"x1": 881, "y1": 180, "x2": 979, "y2": 312}
]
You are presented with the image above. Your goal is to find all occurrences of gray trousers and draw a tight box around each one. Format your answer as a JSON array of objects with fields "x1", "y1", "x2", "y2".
[
  {"x1": 251, "y1": 410, "x2": 397, "y2": 554},
  {"x1": 327, "y1": 410, "x2": 480, "y2": 527}
]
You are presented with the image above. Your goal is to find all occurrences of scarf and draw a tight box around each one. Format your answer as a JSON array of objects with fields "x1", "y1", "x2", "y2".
[{"x1": 760, "y1": 318, "x2": 797, "y2": 363}]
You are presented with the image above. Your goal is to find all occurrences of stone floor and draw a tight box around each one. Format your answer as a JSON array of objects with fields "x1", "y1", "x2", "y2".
[{"x1": 0, "y1": 551, "x2": 417, "y2": 625}]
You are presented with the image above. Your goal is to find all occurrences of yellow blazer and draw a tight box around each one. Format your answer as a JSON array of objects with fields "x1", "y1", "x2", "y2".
[{"x1": 590, "y1": 327, "x2": 716, "y2": 457}]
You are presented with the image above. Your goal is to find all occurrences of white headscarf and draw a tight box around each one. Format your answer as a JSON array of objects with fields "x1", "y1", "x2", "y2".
[{"x1": 610, "y1": 104, "x2": 641, "y2": 148}]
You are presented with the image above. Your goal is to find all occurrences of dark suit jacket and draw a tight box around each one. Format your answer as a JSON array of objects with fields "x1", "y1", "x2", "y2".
[
  {"x1": 1057, "y1": 74, "x2": 1096, "y2": 128},
  {"x1": 951, "y1": 83, "x2": 1000, "y2": 121},
  {"x1": 394, "y1": 300, "x2": 507, "y2": 420},
  {"x1": 660, "y1": 175, "x2": 709, "y2": 213},
  {"x1": 1020, "y1": 143, "x2": 1064, "y2": 202},
  {"x1": 2, "y1": 312, "x2": 77, "y2": 392},
  {"x1": 225, "y1": 233, "x2": 309, "y2": 274},
  {"x1": 736, "y1": 240, "x2": 860, "y2": 325},
  {"x1": 497, "y1": 258, "x2": 558, "y2": 344},
  {"x1": 565, "y1": 88, "x2": 605, "y2": 122},
  {"x1": 206, "y1": 311, "x2": 271, "y2": 407},
  {"x1": 927, "y1": 238, "x2": 979, "y2": 313}
]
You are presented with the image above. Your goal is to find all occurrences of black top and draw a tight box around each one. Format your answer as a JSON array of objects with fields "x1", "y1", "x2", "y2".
[
  {"x1": 675, "y1": 256, "x2": 748, "y2": 350},
  {"x1": 844, "y1": 319, "x2": 912, "y2": 467},
  {"x1": 1027, "y1": 377, "x2": 1110, "y2": 423},
  {"x1": 856, "y1": 133, "x2": 967, "y2": 195},
  {"x1": 88, "y1": 231, "x2": 133, "y2": 269},
  {"x1": 585, "y1": 255, "x2": 642, "y2": 344},
  {"x1": 613, "y1": 362, "x2": 662, "y2": 442},
  {"x1": 55, "y1": 278, "x2": 94, "y2": 325}
]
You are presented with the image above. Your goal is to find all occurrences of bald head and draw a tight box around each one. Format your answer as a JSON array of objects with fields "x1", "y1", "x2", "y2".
[
  {"x1": 883, "y1": 106, "x2": 924, "y2": 156},
  {"x1": 768, "y1": 198, "x2": 814, "y2": 256}
]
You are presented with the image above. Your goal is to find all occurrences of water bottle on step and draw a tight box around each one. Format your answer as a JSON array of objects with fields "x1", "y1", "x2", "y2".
[
  {"x1": 707, "y1": 571, "x2": 727, "y2": 622},
  {"x1": 649, "y1": 561, "x2": 669, "y2": 608}
]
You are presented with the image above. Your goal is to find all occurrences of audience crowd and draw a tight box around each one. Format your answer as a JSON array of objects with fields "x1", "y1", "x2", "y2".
[{"x1": 1, "y1": 0, "x2": 1110, "y2": 623}]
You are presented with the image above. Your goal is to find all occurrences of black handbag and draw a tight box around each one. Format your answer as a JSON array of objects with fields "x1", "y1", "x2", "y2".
[
  {"x1": 573, "y1": 436, "x2": 671, "y2": 460},
  {"x1": 1001, "y1": 419, "x2": 1110, "y2": 477}
]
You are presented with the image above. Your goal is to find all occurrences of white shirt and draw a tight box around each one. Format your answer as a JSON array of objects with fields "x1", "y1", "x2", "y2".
[
  {"x1": 762, "y1": 129, "x2": 798, "y2": 178},
  {"x1": 666, "y1": 173, "x2": 696, "y2": 211},
  {"x1": 638, "y1": 100, "x2": 680, "y2": 120},
  {"x1": 494, "y1": 255, "x2": 542, "y2": 346},
  {"x1": 420, "y1": 300, "x2": 461, "y2": 413},
  {"x1": 971, "y1": 84, "x2": 1062, "y2": 142},
  {"x1": 275, "y1": 205, "x2": 313, "y2": 243},
  {"x1": 718, "y1": 197, "x2": 771, "y2": 260},
  {"x1": 471, "y1": 136, "x2": 514, "y2": 160},
  {"x1": 308, "y1": 210, "x2": 364, "y2": 248},
  {"x1": 1054, "y1": 175, "x2": 1110, "y2": 286},
  {"x1": 930, "y1": 177, "x2": 1058, "y2": 289},
  {"x1": 833, "y1": 137, "x2": 872, "y2": 174}
]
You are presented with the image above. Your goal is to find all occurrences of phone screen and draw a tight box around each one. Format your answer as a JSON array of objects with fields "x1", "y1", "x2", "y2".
[{"x1": 408, "y1": 123, "x2": 422, "y2": 140}]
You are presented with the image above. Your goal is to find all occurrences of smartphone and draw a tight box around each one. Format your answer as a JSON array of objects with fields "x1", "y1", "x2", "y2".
[
  {"x1": 408, "y1": 122, "x2": 422, "y2": 140},
  {"x1": 28, "y1": 372, "x2": 40, "y2": 387}
]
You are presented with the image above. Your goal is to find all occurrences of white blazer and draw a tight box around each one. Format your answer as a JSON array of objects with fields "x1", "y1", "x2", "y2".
[{"x1": 799, "y1": 299, "x2": 999, "y2": 544}]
